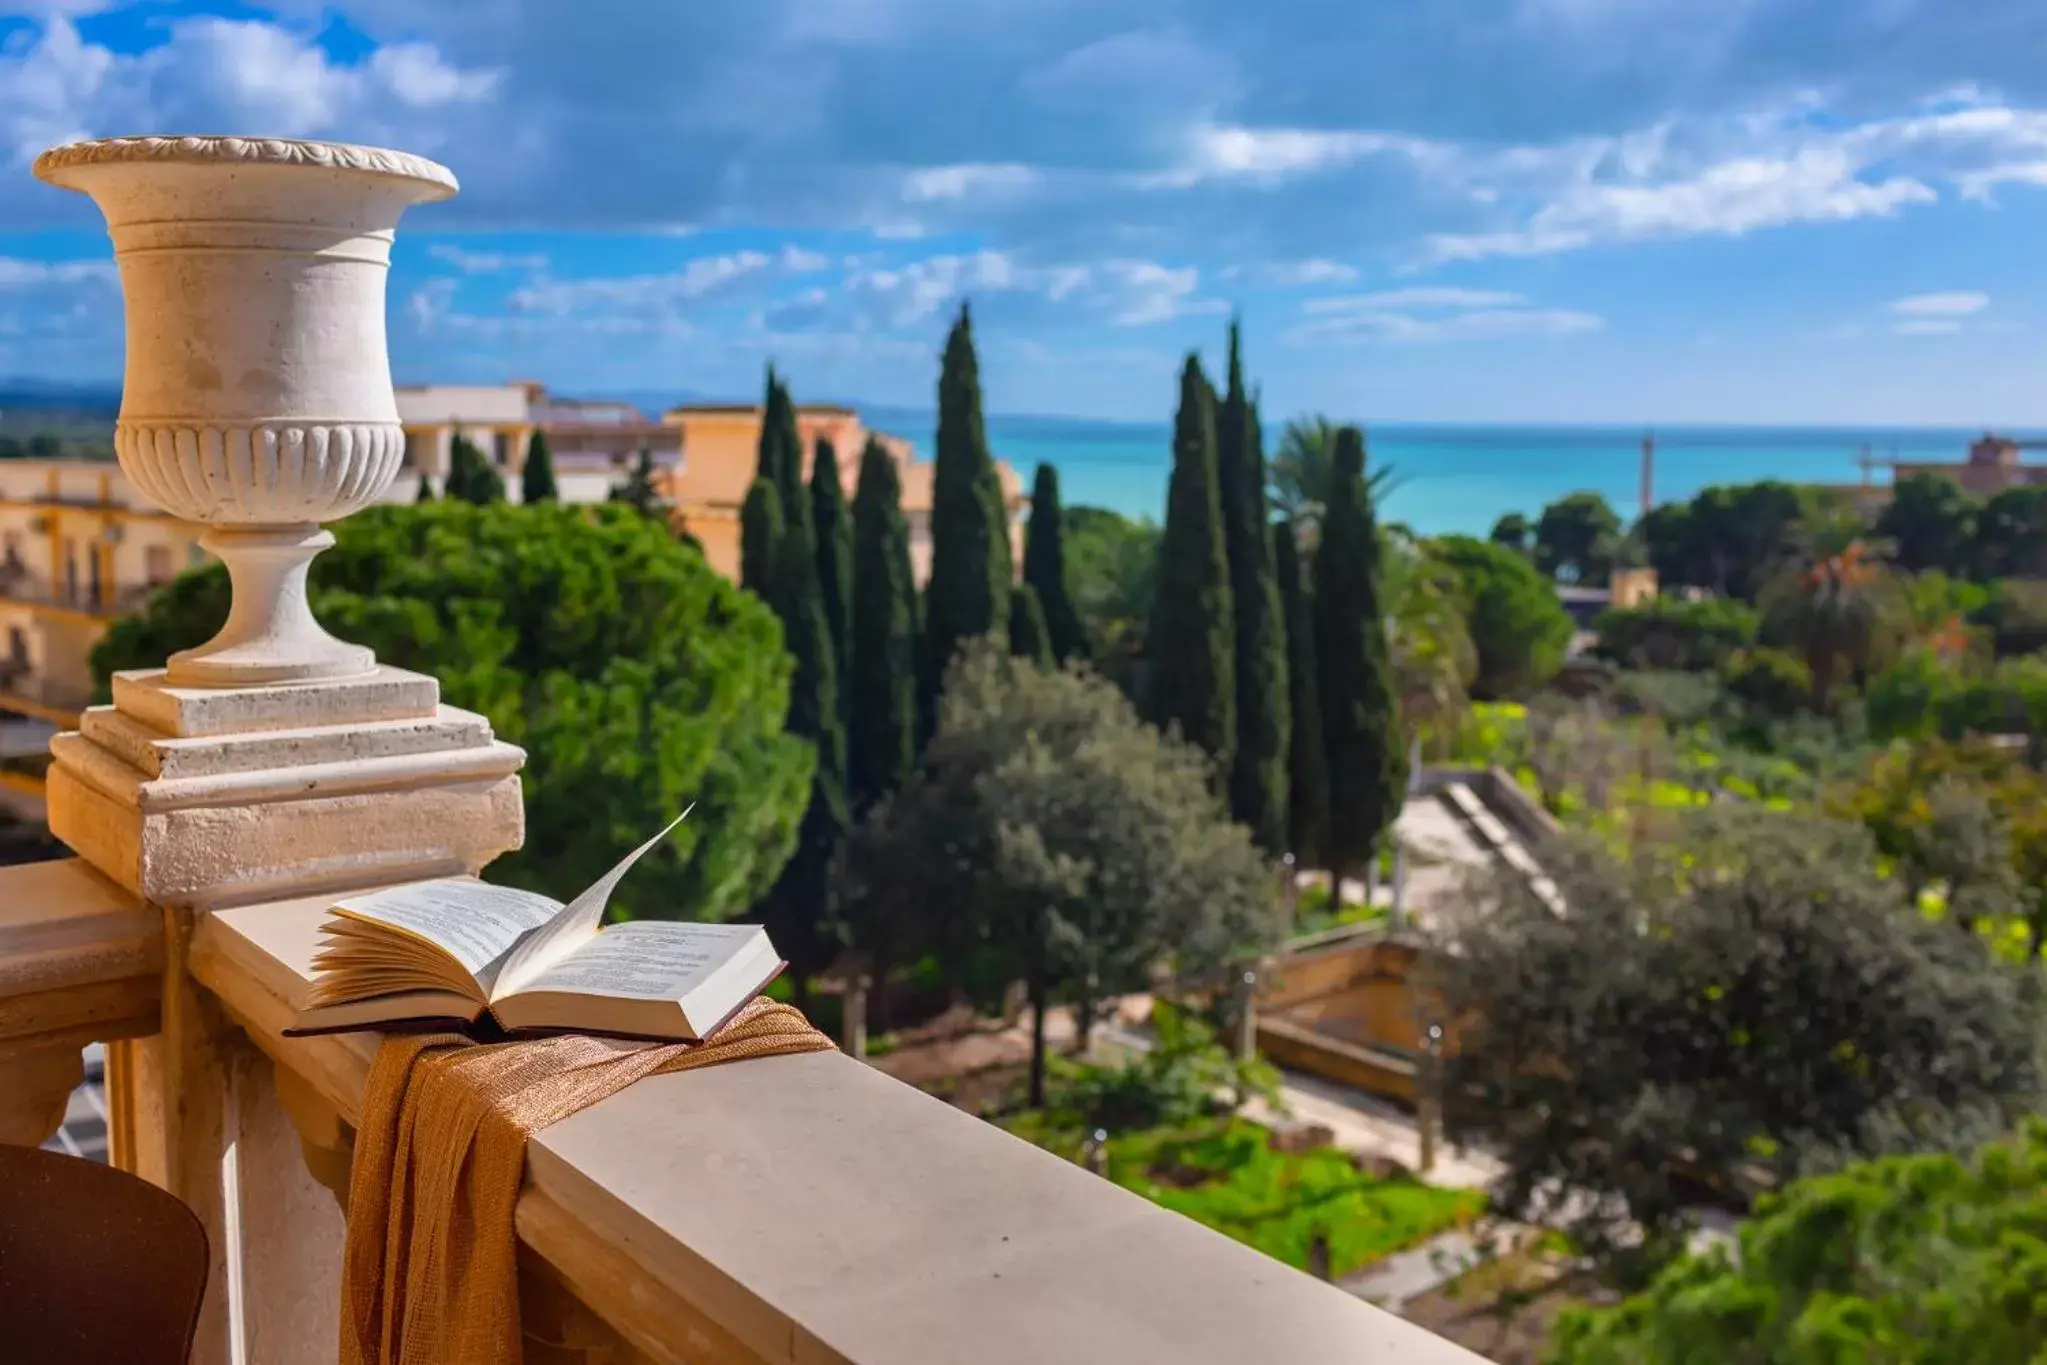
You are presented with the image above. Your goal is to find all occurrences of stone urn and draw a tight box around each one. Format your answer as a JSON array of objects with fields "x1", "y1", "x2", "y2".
[{"x1": 33, "y1": 136, "x2": 457, "y2": 686}]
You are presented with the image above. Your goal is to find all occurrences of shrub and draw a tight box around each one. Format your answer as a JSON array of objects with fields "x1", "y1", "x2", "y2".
[
  {"x1": 1593, "y1": 595, "x2": 1759, "y2": 672},
  {"x1": 1721, "y1": 647, "x2": 1813, "y2": 720}
]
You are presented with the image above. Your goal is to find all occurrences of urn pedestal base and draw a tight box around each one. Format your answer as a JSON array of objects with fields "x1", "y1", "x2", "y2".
[{"x1": 47, "y1": 666, "x2": 526, "y2": 911}]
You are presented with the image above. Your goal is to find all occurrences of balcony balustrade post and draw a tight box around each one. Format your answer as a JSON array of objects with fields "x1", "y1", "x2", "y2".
[{"x1": 29, "y1": 135, "x2": 529, "y2": 1365}]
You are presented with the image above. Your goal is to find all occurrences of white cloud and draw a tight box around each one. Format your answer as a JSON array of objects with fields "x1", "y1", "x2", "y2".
[
  {"x1": 901, "y1": 162, "x2": 1042, "y2": 202},
  {"x1": 510, "y1": 250, "x2": 775, "y2": 315},
  {"x1": 1224, "y1": 259, "x2": 1361, "y2": 286},
  {"x1": 1888, "y1": 290, "x2": 1989, "y2": 316},
  {"x1": 1428, "y1": 145, "x2": 1934, "y2": 262},
  {"x1": 0, "y1": 257, "x2": 114, "y2": 287},
  {"x1": 0, "y1": 15, "x2": 496, "y2": 174},
  {"x1": 427, "y1": 244, "x2": 548, "y2": 274},
  {"x1": 1895, "y1": 318, "x2": 1963, "y2": 335},
  {"x1": 1139, "y1": 123, "x2": 1432, "y2": 189},
  {"x1": 1304, "y1": 287, "x2": 1527, "y2": 313},
  {"x1": 1288, "y1": 285, "x2": 1602, "y2": 344}
]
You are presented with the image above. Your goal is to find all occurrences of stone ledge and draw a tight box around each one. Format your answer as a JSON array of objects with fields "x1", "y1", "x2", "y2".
[
  {"x1": 80, "y1": 704, "x2": 496, "y2": 781},
  {"x1": 190, "y1": 886, "x2": 1490, "y2": 1365},
  {"x1": 112, "y1": 666, "x2": 439, "y2": 738}
]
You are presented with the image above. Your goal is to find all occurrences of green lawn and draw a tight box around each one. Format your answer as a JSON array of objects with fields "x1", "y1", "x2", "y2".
[{"x1": 1008, "y1": 1114, "x2": 1484, "y2": 1277}]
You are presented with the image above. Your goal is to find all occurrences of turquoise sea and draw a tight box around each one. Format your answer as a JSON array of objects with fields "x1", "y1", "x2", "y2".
[{"x1": 873, "y1": 410, "x2": 2046, "y2": 535}]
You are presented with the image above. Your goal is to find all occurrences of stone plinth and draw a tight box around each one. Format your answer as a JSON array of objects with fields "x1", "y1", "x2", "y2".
[{"x1": 49, "y1": 667, "x2": 524, "y2": 910}]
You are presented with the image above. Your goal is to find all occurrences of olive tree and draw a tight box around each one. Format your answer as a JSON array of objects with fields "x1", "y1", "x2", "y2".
[
  {"x1": 846, "y1": 638, "x2": 1284, "y2": 1105},
  {"x1": 1430, "y1": 803, "x2": 2047, "y2": 1272}
]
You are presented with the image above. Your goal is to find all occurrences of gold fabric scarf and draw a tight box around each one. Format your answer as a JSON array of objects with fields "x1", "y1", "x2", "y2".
[{"x1": 340, "y1": 997, "x2": 833, "y2": 1365}]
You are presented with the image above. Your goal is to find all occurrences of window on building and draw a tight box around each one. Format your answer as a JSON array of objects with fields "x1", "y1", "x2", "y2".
[
  {"x1": 5, "y1": 626, "x2": 26, "y2": 672},
  {"x1": 402, "y1": 429, "x2": 426, "y2": 470},
  {"x1": 145, "y1": 544, "x2": 172, "y2": 585},
  {"x1": 493, "y1": 430, "x2": 511, "y2": 466},
  {"x1": 63, "y1": 540, "x2": 77, "y2": 603}
]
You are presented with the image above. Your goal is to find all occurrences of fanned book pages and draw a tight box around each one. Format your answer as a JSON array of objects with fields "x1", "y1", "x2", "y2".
[{"x1": 286, "y1": 808, "x2": 785, "y2": 1043}]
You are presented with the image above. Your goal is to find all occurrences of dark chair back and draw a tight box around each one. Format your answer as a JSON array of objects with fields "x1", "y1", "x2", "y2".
[{"x1": 0, "y1": 1143, "x2": 209, "y2": 1364}]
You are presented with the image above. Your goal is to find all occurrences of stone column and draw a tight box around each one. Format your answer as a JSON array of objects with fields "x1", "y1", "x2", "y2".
[{"x1": 33, "y1": 135, "x2": 527, "y2": 1365}]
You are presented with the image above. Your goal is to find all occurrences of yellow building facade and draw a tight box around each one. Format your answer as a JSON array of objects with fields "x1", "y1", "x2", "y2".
[{"x1": 662, "y1": 404, "x2": 1025, "y2": 584}]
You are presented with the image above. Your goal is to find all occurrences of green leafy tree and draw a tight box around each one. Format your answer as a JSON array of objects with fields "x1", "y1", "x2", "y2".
[
  {"x1": 1642, "y1": 482, "x2": 1808, "y2": 599},
  {"x1": 848, "y1": 639, "x2": 1283, "y2": 1105},
  {"x1": 810, "y1": 437, "x2": 853, "y2": 715},
  {"x1": 1146, "y1": 354, "x2": 1235, "y2": 779},
  {"x1": 1488, "y1": 512, "x2": 1531, "y2": 554},
  {"x1": 847, "y1": 437, "x2": 917, "y2": 814},
  {"x1": 93, "y1": 502, "x2": 812, "y2": 920},
  {"x1": 1063, "y1": 505, "x2": 1159, "y2": 698},
  {"x1": 1431, "y1": 535, "x2": 1574, "y2": 698},
  {"x1": 1432, "y1": 803, "x2": 2047, "y2": 1272},
  {"x1": 1972, "y1": 577, "x2": 2047, "y2": 657},
  {"x1": 1535, "y1": 491, "x2": 1624, "y2": 585},
  {"x1": 1381, "y1": 526, "x2": 1478, "y2": 739},
  {"x1": 1552, "y1": 1123, "x2": 2047, "y2": 1365},
  {"x1": 519, "y1": 428, "x2": 558, "y2": 504},
  {"x1": 739, "y1": 478, "x2": 783, "y2": 603},
  {"x1": 1313, "y1": 426, "x2": 1405, "y2": 888},
  {"x1": 1022, "y1": 463, "x2": 1087, "y2": 665},
  {"x1": 1592, "y1": 596, "x2": 1760, "y2": 672},
  {"x1": 1877, "y1": 472, "x2": 1977, "y2": 574},
  {"x1": 919, "y1": 303, "x2": 1012, "y2": 742},
  {"x1": 1008, "y1": 582, "x2": 1052, "y2": 665},
  {"x1": 1274, "y1": 522, "x2": 1328, "y2": 867},
  {"x1": 1972, "y1": 484, "x2": 2047, "y2": 580},
  {"x1": 1215, "y1": 321, "x2": 1289, "y2": 855},
  {"x1": 414, "y1": 472, "x2": 436, "y2": 502},
  {"x1": 759, "y1": 508, "x2": 848, "y2": 1000},
  {"x1": 445, "y1": 433, "x2": 505, "y2": 505}
]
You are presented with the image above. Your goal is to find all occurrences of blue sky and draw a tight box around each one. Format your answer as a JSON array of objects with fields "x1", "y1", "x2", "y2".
[{"x1": 4, "y1": 0, "x2": 2047, "y2": 423}]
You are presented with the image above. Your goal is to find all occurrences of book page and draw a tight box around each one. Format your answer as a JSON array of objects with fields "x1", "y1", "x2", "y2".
[
  {"x1": 491, "y1": 805, "x2": 695, "y2": 999},
  {"x1": 502, "y1": 920, "x2": 761, "y2": 1001},
  {"x1": 334, "y1": 880, "x2": 563, "y2": 985}
]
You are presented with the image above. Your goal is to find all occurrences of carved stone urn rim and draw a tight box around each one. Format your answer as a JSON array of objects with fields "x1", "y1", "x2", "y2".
[{"x1": 32, "y1": 135, "x2": 459, "y2": 200}]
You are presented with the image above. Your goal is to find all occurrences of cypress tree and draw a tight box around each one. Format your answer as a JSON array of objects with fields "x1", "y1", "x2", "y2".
[
  {"x1": 1144, "y1": 354, "x2": 1235, "y2": 780},
  {"x1": 520, "y1": 428, "x2": 558, "y2": 503},
  {"x1": 1022, "y1": 463, "x2": 1087, "y2": 664},
  {"x1": 810, "y1": 437, "x2": 853, "y2": 716},
  {"x1": 760, "y1": 512, "x2": 848, "y2": 1000},
  {"x1": 415, "y1": 471, "x2": 436, "y2": 502},
  {"x1": 1216, "y1": 321, "x2": 1290, "y2": 854},
  {"x1": 1275, "y1": 521, "x2": 1329, "y2": 867},
  {"x1": 446, "y1": 433, "x2": 504, "y2": 504},
  {"x1": 1008, "y1": 582, "x2": 1052, "y2": 665},
  {"x1": 740, "y1": 478, "x2": 784, "y2": 604},
  {"x1": 608, "y1": 447, "x2": 665, "y2": 517},
  {"x1": 848, "y1": 437, "x2": 918, "y2": 813},
  {"x1": 919, "y1": 302, "x2": 1012, "y2": 740},
  {"x1": 758, "y1": 365, "x2": 806, "y2": 523},
  {"x1": 1312, "y1": 426, "x2": 1406, "y2": 889}
]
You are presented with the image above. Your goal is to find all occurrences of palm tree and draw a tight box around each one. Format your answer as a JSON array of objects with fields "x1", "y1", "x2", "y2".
[
  {"x1": 1762, "y1": 537, "x2": 1904, "y2": 712},
  {"x1": 1380, "y1": 526, "x2": 1476, "y2": 744},
  {"x1": 1271, "y1": 415, "x2": 1400, "y2": 540}
]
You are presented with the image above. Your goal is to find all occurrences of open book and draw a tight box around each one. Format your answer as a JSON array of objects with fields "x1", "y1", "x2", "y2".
[{"x1": 287, "y1": 809, "x2": 783, "y2": 1042}]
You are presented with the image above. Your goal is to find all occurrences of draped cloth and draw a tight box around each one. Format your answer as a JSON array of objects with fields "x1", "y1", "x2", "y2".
[{"x1": 339, "y1": 997, "x2": 834, "y2": 1365}]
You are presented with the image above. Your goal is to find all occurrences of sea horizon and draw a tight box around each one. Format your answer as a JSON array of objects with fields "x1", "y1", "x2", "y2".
[
  {"x1": 865, "y1": 407, "x2": 2040, "y2": 538},
  {"x1": 5, "y1": 378, "x2": 2038, "y2": 539}
]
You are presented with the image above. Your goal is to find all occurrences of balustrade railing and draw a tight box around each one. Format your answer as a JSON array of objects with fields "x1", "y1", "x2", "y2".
[{"x1": 0, "y1": 130, "x2": 1488, "y2": 1365}]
